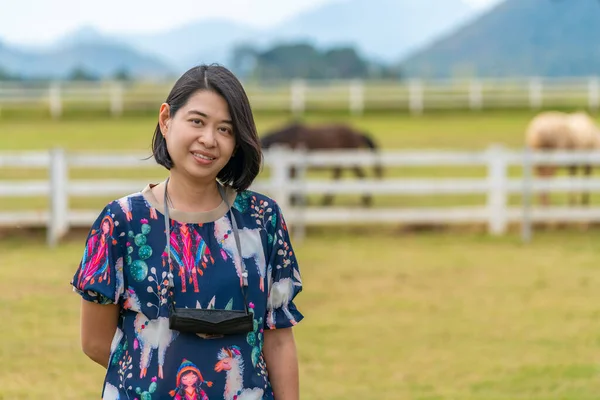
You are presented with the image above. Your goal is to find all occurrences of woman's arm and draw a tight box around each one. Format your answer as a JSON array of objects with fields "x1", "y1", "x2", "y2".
[
  {"x1": 80, "y1": 299, "x2": 120, "y2": 368},
  {"x1": 262, "y1": 327, "x2": 299, "y2": 400}
]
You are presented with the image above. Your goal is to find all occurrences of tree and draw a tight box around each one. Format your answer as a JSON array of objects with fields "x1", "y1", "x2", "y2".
[
  {"x1": 323, "y1": 47, "x2": 369, "y2": 79},
  {"x1": 0, "y1": 66, "x2": 22, "y2": 81},
  {"x1": 230, "y1": 43, "x2": 258, "y2": 80},
  {"x1": 112, "y1": 67, "x2": 131, "y2": 81},
  {"x1": 232, "y1": 42, "x2": 395, "y2": 81},
  {"x1": 68, "y1": 66, "x2": 98, "y2": 81},
  {"x1": 257, "y1": 43, "x2": 325, "y2": 80},
  {"x1": 0, "y1": 66, "x2": 12, "y2": 80}
]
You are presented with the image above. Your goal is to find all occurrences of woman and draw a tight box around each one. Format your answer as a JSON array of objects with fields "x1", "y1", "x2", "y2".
[{"x1": 71, "y1": 64, "x2": 303, "y2": 400}]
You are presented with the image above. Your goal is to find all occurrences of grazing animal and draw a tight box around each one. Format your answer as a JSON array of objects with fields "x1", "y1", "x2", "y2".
[
  {"x1": 260, "y1": 121, "x2": 383, "y2": 206},
  {"x1": 525, "y1": 110, "x2": 600, "y2": 206}
]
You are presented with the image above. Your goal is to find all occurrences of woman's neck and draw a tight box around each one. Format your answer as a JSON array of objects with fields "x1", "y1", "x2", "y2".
[{"x1": 162, "y1": 172, "x2": 222, "y2": 213}]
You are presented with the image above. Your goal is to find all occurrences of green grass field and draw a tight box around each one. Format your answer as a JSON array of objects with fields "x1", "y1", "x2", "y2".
[
  {"x1": 2, "y1": 228, "x2": 600, "y2": 399},
  {"x1": 2, "y1": 111, "x2": 600, "y2": 399},
  {"x1": 0, "y1": 109, "x2": 542, "y2": 150}
]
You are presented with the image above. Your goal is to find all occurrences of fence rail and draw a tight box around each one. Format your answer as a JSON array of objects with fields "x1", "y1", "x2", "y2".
[
  {"x1": 2, "y1": 77, "x2": 600, "y2": 117},
  {"x1": 4, "y1": 146, "x2": 600, "y2": 246}
]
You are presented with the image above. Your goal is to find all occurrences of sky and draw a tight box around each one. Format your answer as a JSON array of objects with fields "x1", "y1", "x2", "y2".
[{"x1": 0, "y1": 0, "x2": 501, "y2": 46}]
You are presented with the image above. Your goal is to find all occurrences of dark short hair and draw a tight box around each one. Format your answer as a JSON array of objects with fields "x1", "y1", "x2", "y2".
[{"x1": 151, "y1": 64, "x2": 262, "y2": 192}]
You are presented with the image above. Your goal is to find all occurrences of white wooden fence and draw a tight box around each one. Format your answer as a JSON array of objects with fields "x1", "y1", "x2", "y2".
[
  {"x1": 4, "y1": 146, "x2": 600, "y2": 246},
  {"x1": 2, "y1": 76, "x2": 600, "y2": 117}
]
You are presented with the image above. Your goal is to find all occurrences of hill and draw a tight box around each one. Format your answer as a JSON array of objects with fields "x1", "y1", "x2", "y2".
[
  {"x1": 0, "y1": 39, "x2": 174, "y2": 80},
  {"x1": 50, "y1": 0, "x2": 477, "y2": 71},
  {"x1": 401, "y1": 0, "x2": 600, "y2": 78}
]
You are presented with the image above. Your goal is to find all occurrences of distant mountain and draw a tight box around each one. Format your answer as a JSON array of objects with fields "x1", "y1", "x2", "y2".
[
  {"x1": 123, "y1": 19, "x2": 259, "y2": 70},
  {"x1": 0, "y1": 39, "x2": 174, "y2": 79},
  {"x1": 40, "y1": 0, "x2": 479, "y2": 73},
  {"x1": 263, "y1": 0, "x2": 477, "y2": 63},
  {"x1": 52, "y1": 26, "x2": 117, "y2": 49},
  {"x1": 400, "y1": 0, "x2": 600, "y2": 78},
  {"x1": 0, "y1": 41, "x2": 28, "y2": 73}
]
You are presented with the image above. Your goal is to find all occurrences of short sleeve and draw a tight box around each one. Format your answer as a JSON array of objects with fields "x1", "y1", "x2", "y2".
[
  {"x1": 70, "y1": 203, "x2": 125, "y2": 305},
  {"x1": 264, "y1": 203, "x2": 304, "y2": 329}
]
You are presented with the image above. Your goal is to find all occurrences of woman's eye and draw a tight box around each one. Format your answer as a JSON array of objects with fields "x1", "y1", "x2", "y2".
[
  {"x1": 219, "y1": 127, "x2": 232, "y2": 134},
  {"x1": 191, "y1": 119, "x2": 202, "y2": 125}
]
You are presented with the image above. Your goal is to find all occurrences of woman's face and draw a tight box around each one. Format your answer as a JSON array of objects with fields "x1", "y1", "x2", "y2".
[
  {"x1": 160, "y1": 90, "x2": 236, "y2": 183},
  {"x1": 181, "y1": 371, "x2": 198, "y2": 387}
]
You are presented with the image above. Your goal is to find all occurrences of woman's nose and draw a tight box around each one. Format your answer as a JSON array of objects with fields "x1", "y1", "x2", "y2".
[{"x1": 198, "y1": 127, "x2": 217, "y2": 147}]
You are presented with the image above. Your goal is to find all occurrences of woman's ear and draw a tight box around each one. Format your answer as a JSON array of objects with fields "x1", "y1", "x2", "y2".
[{"x1": 158, "y1": 103, "x2": 171, "y2": 137}]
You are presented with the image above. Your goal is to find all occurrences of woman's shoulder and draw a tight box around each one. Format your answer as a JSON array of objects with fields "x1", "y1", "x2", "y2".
[
  {"x1": 95, "y1": 189, "x2": 158, "y2": 226},
  {"x1": 232, "y1": 189, "x2": 280, "y2": 214},
  {"x1": 234, "y1": 188, "x2": 277, "y2": 204},
  {"x1": 231, "y1": 189, "x2": 285, "y2": 230}
]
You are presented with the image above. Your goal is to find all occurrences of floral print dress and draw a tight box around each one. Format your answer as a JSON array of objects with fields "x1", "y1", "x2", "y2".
[{"x1": 71, "y1": 183, "x2": 304, "y2": 400}]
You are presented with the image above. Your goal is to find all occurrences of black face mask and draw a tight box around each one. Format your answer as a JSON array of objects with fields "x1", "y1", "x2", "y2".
[{"x1": 163, "y1": 178, "x2": 254, "y2": 336}]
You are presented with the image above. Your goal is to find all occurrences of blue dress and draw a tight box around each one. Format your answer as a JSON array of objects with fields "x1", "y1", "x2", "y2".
[{"x1": 71, "y1": 183, "x2": 304, "y2": 400}]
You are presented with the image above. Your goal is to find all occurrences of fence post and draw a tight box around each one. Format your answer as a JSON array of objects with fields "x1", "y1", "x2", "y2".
[
  {"x1": 408, "y1": 79, "x2": 423, "y2": 115},
  {"x1": 293, "y1": 144, "x2": 308, "y2": 243},
  {"x1": 349, "y1": 79, "x2": 364, "y2": 116},
  {"x1": 269, "y1": 145, "x2": 291, "y2": 216},
  {"x1": 588, "y1": 77, "x2": 599, "y2": 112},
  {"x1": 521, "y1": 146, "x2": 533, "y2": 243},
  {"x1": 487, "y1": 144, "x2": 508, "y2": 235},
  {"x1": 469, "y1": 79, "x2": 483, "y2": 110},
  {"x1": 49, "y1": 82, "x2": 62, "y2": 119},
  {"x1": 110, "y1": 81, "x2": 124, "y2": 117},
  {"x1": 529, "y1": 77, "x2": 542, "y2": 110},
  {"x1": 48, "y1": 147, "x2": 69, "y2": 247},
  {"x1": 290, "y1": 79, "x2": 305, "y2": 117}
]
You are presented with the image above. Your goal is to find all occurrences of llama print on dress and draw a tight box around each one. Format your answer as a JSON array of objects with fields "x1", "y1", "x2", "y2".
[
  {"x1": 123, "y1": 287, "x2": 141, "y2": 312},
  {"x1": 214, "y1": 216, "x2": 266, "y2": 292},
  {"x1": 265, "y1": 262, "x2": 303, "y2": 329},
  {"x1": 119, "y1": 193, "x2": 159, "y2": 221},
  {"x1": 134, "y1": 315, "x2": 178, "y2": 379},
  {"x1": 214, "y1": 346, "x2": 264, "y2": 400},
  {"x1": 117, "y1": 195, "x2": 134, "y2": 222},
  {"x1": 103, "y1": 382, "x2": 121, "y2": 400}
]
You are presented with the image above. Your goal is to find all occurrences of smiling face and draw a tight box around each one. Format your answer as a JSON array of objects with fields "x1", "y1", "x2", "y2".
[
  {"x1": 152, "y1": 65, "x2": 263, "y2": 191},
  {"x1": 159, "y1": 89, "x2": 236, "y2": 184},
  {"x1": 181, "y1": 371, "x2": 198, "y2": 387}
]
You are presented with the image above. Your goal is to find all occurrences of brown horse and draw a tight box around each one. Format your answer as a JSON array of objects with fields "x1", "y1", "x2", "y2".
[{"x1": 260, "y1": 121, "x2": 383, "y2": 206}]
